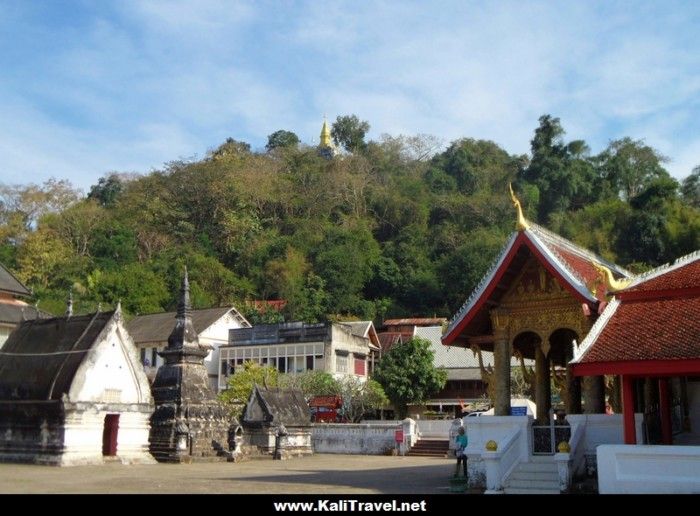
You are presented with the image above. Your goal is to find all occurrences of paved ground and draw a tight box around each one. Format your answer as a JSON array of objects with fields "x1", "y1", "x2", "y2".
[{"x1": 0, "y1": 454, "x2": 472, "y2": 494}]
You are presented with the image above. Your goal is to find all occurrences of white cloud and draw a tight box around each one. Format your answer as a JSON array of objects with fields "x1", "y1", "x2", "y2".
[{"x1": 2, "y1": 1, "x2": 699, "y2": 188}]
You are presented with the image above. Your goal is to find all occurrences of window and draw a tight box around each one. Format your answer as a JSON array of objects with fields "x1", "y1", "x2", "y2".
[
  {"x1": 336, "y1": 354, "x2": 348, "y2": 374},
  {"x1": 354, "y1": 357, "x2": 366, "y2": 376}
]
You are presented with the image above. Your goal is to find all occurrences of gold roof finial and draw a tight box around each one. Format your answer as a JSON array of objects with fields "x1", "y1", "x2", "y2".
[
  {"x1": 593, "y1": 262, "x2": 631, "y2": 293},
  {"x1": 509, "y1": 183, "x2": 530, "y2": 231},
  {"x1": 320, "y1": 115, "x2": 332, "y2": 148}
]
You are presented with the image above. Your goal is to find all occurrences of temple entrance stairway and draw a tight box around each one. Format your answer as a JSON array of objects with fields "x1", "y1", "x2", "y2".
[
  {"x1": 407, "y1": 439, "x2": 449, "y2": 457},
  {"x1": 503, "y1": 456, "x2": 560, "y2": 494}
]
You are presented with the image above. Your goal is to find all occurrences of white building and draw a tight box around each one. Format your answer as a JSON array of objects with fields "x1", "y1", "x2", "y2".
[
  {"x1": 218, "y1": 321, "x2": 380, "y2": 391},
  {"x1": 0, "y1": 262, "x2": 49, "y2": 348},
  {"x1": 128, "y1": 306, "x2": 250, "y2": 389},
  {"x1": 0, "y1": 305, "x2": 154, "y2": 466}
]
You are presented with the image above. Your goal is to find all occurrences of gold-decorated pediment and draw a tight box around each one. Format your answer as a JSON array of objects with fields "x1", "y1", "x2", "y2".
[{"x1": 501, "y1": 258, "x2": 572, "y2": 308}]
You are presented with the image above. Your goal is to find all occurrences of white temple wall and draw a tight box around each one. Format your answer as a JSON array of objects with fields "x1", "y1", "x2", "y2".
[
  {"x1": 598, "y1": 444, "x2": 700, "y2": 494},
  {"x1": 312, "y1": 422, "x2": 402, "y2": 455},
  {"x1": 69, "y1": 324, "x2": 151, "y2": 405}
]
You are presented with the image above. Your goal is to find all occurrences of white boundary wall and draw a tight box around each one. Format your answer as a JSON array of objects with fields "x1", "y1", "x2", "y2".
[
  {"x1": 414, "y1": 419, "x2": 453, "y2": 439},
  {"x1": 598, "y1": 445, "x2": 700, "y2": 494},
  {"x1": 312, "y1": 420, "x2": 417, "y2": 455}
]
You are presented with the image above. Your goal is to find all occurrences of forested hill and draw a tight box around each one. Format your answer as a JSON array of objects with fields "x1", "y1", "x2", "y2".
[{"x1": 1, "y1": 114, "x2": 699, "y2": 321}]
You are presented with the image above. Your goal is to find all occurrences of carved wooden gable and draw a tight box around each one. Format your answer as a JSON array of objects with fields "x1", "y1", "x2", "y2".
[{"x1": 499, "y1": 257, "x2": 591, "y2": 343}]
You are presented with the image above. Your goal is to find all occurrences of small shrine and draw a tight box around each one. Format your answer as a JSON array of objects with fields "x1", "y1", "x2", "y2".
[
  {"x1": 0, "y1": 302, "x2": 154, "y2": 466},
  {"x1": 241, "y1": 385, "x2": 312, "y2": 460},
  {"x1": 148, "y1": 270, "x2": 239, "y2": 462}
]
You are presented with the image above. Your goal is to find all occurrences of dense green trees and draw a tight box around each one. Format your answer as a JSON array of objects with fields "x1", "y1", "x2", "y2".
[
  {"x1": 682, "y1": 167, "x2": 700, "y2": 208},
  {"x1": 331, "y1": 115, "x2": 370, "y2": 153},
  {"x1": 373, "y1": 337, "x2": 448, "y2": 418},
  {"x1": 266, "y1": 130, "x2": 300, "y2": 151},
  {"x1": 0, "y1": 114, "x2": 697, "y2": 325}
]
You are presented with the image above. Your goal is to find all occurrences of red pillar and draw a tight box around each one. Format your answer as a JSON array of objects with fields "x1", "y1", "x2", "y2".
[
  {"x1": 622, "y1": 375, "x2": 636, "y2": 444},
  {"x1": 658, "y1": 378, "x2": 672, "y2": 445}
]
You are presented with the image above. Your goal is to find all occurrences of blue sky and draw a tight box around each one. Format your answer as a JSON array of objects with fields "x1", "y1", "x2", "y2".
[{"x1": 1, "y1": 1, "x2": 699, "y2": 191}]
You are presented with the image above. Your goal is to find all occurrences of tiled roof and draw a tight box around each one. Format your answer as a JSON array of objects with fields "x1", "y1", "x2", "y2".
[
  {"x1": 341, "y1": 321, "x2": 380, "y2": 348},
  {"x1": 127, "y1": 306, "x2": 249, "y2": 345},
  {"x1": 243, "y1": 385, "x2": 310, "y2": 427},
  {"x1": 0, "y1": 302, "x2": 52, "y2": 325},
  {"x1": 415, "y1": 326, "x2": 481, "y2": 368},
  {"x1": 414, "y1": 325, "x2": 530, "y2": 369},
  {"x1": 377, "y1": 332, "x2": 410, "y2": 353},
  {"x1": 575, "y1": 297, "x2": 700, "y2": 362},
  {"x1": 248, "y1": 299, "x2": 287, "y2": 311},
  {"x1": 623, "y1": 252, "x2": 700, "y2": 294},
  {"x1": 0, "y1": 263, "x2": 31, "y2": 297},
  {"x1": 383, "y1": 318, "x2": 447, "y2": 327},
  {"x1": 445, "y1": 369, "x2": 484, "y2": 381},
  {"x1": 443, "y1": 225, "x2": 630, "y2": 344},
  {"x1": 0, "y1": 311, "x2": 115, "y2": 400},
  {"x1": 574, "y1": 251, "x2": 700, "y2": 365},
  {"x1": 528, "y1": 224, "x2": 630, "y2": 302}
]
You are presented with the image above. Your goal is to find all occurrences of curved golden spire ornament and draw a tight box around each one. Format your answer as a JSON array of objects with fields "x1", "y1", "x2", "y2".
[
  {"x1": 509, "y1": 183, "x2": 530, "y2": 231},
  {"x1": 593, "y1": 262, "x2": 631, "y2": 293}
]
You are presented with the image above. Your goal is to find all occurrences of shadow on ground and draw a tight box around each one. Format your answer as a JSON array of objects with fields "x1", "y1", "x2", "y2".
[{"x1": 212, "y1": 458, "x2": 456, "y2": 494}]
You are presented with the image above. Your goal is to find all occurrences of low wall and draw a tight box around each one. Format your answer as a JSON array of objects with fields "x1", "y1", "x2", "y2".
[
  {"x1": 598, "y1": 445, "x2": 700, "y2": 494},
  {"x1": 312, "y1": 422, "x2": 404, "y2": 455},
  {"x1": 414, "y1": 420, "x2": 453, "y2": 439},
  {"x1": 462, "y1": 416, "x2": 531, "y2": 490},
  {"x1": 566, "y1": 413, "x2": 644, "y2": 473}
]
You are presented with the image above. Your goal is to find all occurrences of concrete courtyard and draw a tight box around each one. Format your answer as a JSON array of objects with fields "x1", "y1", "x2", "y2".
[{"x1": 0, "y1": 454, "x2": 465, "y2": 494}]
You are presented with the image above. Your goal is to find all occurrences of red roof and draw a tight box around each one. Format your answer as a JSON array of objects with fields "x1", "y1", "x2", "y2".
[
  {"x1": 624, "y1": 259, "x2": 700, "y2": 295},
  {"x1": 572, "y1": 252, "x2": 700, "y2": 376},
  {"x1": 547, "y1": 245, "x2": 608, "y2": 303},
  {"x1": 377, "y1": 332, "x2": 411, "y2": 353},
  {"x1": 248, "y1": 299, "x2": 287, "y2": 311},
  {"x1": 308, "y1": 395, "x2": 343, "y2": 408},
  {"x1": 442, "y1": 225, "x2": 630, "y2": 347},
  {"x1": 577, "y1": 297, "x2": 700, "y2": 362},
  {"x1": 383, "y1": 318, "x2": 447, "y2": 327}
]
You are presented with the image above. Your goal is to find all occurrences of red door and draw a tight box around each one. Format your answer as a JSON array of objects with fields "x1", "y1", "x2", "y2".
[{"x1": 102, "y1": 414, "x2": 120, "y2": 456}]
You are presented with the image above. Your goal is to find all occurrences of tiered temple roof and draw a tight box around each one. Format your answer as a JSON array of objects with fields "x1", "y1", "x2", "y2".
[{"x1": 442, "y1": 222, "x2": 631, "y2": 348}]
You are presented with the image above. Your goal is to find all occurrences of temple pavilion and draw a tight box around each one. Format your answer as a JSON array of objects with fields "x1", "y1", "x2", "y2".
[{"x1": 442, "y1": 186, "x2": 632, "y2": 426}]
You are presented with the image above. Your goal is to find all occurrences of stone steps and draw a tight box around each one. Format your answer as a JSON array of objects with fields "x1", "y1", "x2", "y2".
[
  {"x1": 407, "y1": 439, "x2": 449, "y2": 458},
  {"x1": 504, "y1": 487, "x2": 560, "y2": 495},
  {"x1": 503, "y1": 458, "x2": 560, "y2": 494}
]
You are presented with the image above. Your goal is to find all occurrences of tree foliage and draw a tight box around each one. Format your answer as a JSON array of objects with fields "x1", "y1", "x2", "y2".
[
  {"x1": 682, "y1": 166, "x2": 700, "y2": 209},
  {"x1": 0, "y1": 114, "x2": 697, "y2": 325},
  {"x1": 331, "y1": 115, "x2": 371, "y2": 153},
  {"x1": 279, "y1": 370, "x2": 341, "y2": 399},
  {"x1": 88, "y1": 174, "x2": 125, "y2": 207},
  {"x1": 598, "y1": 137, "x2": 670, "y2": 200},
  {"x1": 266, "y1": 130, "x2": 300, "y2": 151},
  {"x1": 374, "y1": 337, "x2": 447, "y2": 419},
  {"x1": 338, "y1": 377, "x2": 388, "y2": 422},
  {"x1": 218, "y1": 361, "x2": 280, "y2": 418}
]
